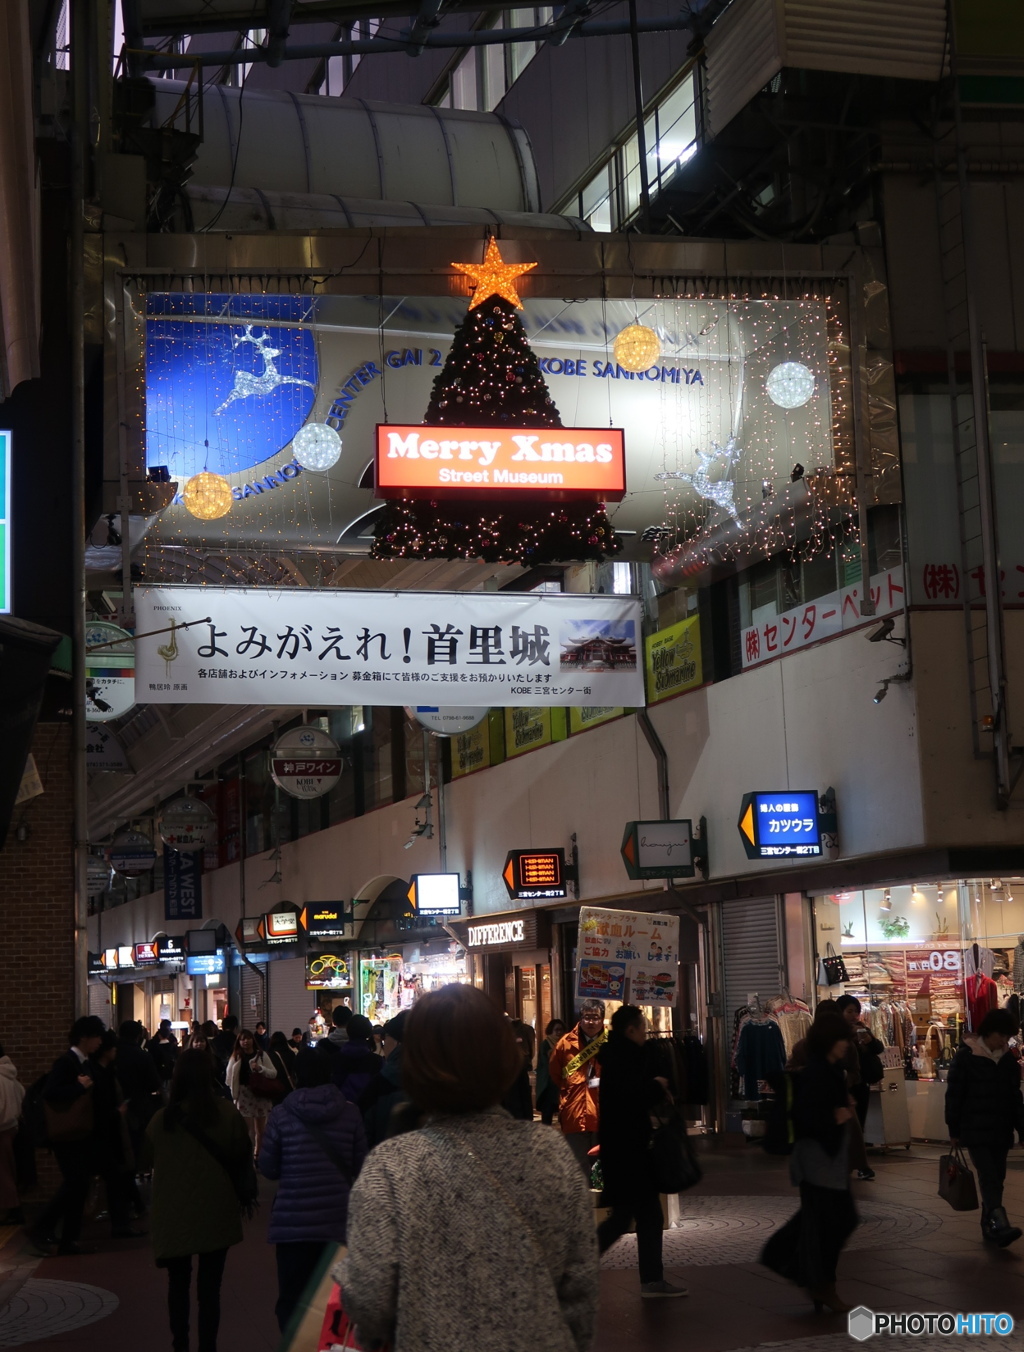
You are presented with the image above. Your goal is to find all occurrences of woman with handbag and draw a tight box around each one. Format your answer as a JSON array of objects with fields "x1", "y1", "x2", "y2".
[
  {"x1": 337, "y1": 983, "x2": 598, "y2": 1352},
  {"x1": 945, "y1": 1007, "x2": 1024, "y2": 1247},
  {"x1": 144, "y1": 1050, "x2": 254, "y2": 1352},
  {"x1": 226, "y1": 1029, "x2": 279, "y2": 1155},
  {"x1": 595, "y1": 1005, "x2": 688, "y2": 1299},
  {"x1": 760, "y1": 1015, "x2": 859, "y2": 1315}
]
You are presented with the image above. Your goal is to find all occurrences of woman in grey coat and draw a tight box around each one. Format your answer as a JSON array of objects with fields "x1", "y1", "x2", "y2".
[{"x1": 336, "y1": 984, "x2": 598, "y2": 1352}]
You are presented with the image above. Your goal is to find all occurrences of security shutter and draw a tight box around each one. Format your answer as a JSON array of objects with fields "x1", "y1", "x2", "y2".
[
  {"x1": 240, "y1": 962, "x2": 267, "y2": 1030},
  {"x1": 268, "y1": 957, "x2": 314, "y2": 1038},
  {"x1": 89, "y1": 981, "x2": 114, "y2": 1023},
  {"x1": 720, "y1": 896, "x2": 783, "y2": 1025}
]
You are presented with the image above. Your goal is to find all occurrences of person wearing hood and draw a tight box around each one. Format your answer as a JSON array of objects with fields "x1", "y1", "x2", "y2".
[
  {"x1": 258, "y1": 1049, "x2": 366, "y2": 1333},
  {"x1": 359, "y1": 1011, "x2": 409, "y2": 1148},
  {"x1": 595, "y1": 1006, "x2": 686, "y2": 1299},
  {"x1": 331, "y1": 1015, "x2": 382, "y2": 1103},
  {"x1": 945, "y1": 1007, "x2": 1024, "y2": 1247},
  {"x1": 0, "y1": 1043, "x2": 25, "y2": 1225}
]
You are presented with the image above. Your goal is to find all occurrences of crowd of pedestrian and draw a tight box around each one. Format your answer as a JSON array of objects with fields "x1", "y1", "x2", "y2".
[{"x1": 2, "y1": 983, "x2": 1021, "y2": 1352}]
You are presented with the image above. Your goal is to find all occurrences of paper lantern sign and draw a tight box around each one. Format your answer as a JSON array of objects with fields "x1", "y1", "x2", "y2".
[
  {"x1": 85, "y1": 622, "x2": 135, "y2": 723},
  {"x1": 270, "y1": 726, "x2": 343, "y2": 799},
  {"x1": 407, "y1": 706, "x2": 488, "y2": 736},
  {"x1": 158, "y1": 795, "x2": 217, "y2": 852},
  {"x1": 109, "y1": 828, "x2": 157, "y2": 876}
]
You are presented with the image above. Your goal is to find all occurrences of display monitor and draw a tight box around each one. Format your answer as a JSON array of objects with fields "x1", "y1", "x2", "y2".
[{"x1": 186, "y1": 928, "x2": 217, "y2": 954}]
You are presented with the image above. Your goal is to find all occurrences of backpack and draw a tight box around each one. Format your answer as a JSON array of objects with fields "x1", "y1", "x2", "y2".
[{"x1": 761, "y1": 1070, "x2": 799, "y2": 1156}]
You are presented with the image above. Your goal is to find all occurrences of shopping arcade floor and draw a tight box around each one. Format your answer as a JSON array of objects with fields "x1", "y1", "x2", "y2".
[{"x1": 0, "y1": 1140, "x2": 1020, "y2": 1351}]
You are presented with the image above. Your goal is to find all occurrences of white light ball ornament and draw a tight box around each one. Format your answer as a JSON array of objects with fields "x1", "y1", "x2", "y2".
[
  {"x1": 292, "y1": 422, "x2": 342, "y2": 472},
  {"x1": 766, "y1": 361, "x2": 816, "y2": 410}
]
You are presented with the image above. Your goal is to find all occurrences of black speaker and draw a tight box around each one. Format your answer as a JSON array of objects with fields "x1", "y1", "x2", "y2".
[{"x1": 0, "y1": 614, "x2": 62, "y2": 849}]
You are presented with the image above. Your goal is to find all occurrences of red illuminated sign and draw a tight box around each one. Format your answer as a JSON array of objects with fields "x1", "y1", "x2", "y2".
[
  {"x1": 502, "y1": 848, "x2": 568, "y2": 901},
  {"x1": 375, "y1": 425, "x2": 625, "y2": 500}
]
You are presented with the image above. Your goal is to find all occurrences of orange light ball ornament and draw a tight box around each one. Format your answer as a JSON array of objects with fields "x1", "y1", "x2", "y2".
[
  {"x1": 183, "y1": 471, "x2": 233, "y2": 520},
  {"x1": 613, "y1": 323, "x2": 661, "y2": 373}
]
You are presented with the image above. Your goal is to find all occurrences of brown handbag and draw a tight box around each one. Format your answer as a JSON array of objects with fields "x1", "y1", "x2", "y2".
[{"x1": 43, "y1": 1089, "x2": 94, "y2": 1144}]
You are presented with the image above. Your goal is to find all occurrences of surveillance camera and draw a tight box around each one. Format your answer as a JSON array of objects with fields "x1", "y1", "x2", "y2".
[
  {"x1": 403, "y1": 837, "x2": 417, "y2": 850},
  {"x1": 873, "y1": 682, "x2": 889, "y2": 704},
  {"x1": 867, "y1": 617, "x2": 895, "y2": 643}
]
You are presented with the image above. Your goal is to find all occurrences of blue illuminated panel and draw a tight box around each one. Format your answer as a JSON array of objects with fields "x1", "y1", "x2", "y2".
[{"x1": 739, "y1": 791, "x2": 821, "y2": 859}]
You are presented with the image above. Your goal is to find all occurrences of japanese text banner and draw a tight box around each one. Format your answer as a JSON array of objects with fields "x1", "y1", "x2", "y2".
[
  {"x1": 576, "y1": 905, "x2": 680, "y2": 1007},
  {"x1": 134, "y1": 587, "x2": 645, "y2": 708}
]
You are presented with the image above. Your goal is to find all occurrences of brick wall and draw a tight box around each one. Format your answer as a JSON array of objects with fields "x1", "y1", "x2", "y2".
[{"x1": 0, "y1": 722, "x2": 75, "y2": 1089}]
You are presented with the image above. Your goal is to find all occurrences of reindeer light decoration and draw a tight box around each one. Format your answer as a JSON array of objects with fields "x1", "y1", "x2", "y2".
[
  {"x1": 215, "y1": 325, "x2": 316, "y2": 415},
  {"x1": 655, "y1": 436, "x2": 744, "y2": 522}
]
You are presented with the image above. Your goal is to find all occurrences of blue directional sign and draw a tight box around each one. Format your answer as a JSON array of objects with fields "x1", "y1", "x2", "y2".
[{"x1": 738, "y1": 791, "x2": 821, "y2": 860}]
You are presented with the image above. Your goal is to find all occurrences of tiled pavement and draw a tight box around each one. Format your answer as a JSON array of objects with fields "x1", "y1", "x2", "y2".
[{"x1": 0, "y1": 1141, "x2": 1020, "y2": 1350}]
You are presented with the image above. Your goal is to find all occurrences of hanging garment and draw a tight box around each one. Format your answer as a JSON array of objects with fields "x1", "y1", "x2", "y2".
[
  {"x1": 735, "y1": 1020, "x2": 787, "y2": 1100},
  {"x1": 966, "y1": 972, "x2": 999, "y2": 1031},
  {"x1": 775, "y1": 1010, "x2": 813, "y2": 1059},
  {"x1": 1013, "y1": 940, "x2": 1024, "y2": 993}
]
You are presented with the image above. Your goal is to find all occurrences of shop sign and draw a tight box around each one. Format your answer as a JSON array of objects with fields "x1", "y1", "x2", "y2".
[
  {"x1": 738, "y1": 791, "x2": 822, "y2": 859},
  {"x1": 85, "y1": 621, "x2": 136, "y2": 722},
  {"x1": 644, "y1": 615, "x2": 702, "y2": 703},
  {"x1": 134, "y1": 942, "x2": 160, "y2": 965},
  {"x1": 85, "y1": 723, "x2": 132, "y2": 773},
  {"x1": 504, "y1": 707, "x2": 553, "y2": 757},
  {"x1": 262, "y1": 907, "x2": 302, "y2": 945},
  {"x1": 186, "y1": 952, "x2": 225, "y2": 976},
  {"x1": 502, "y1": 849, "x2": 568, "y2": 901},
  {"x1": 577, "y1": 906, "x2": 681, "y2": 1007},
  {"x1": 451, "y1": 720, "x2": 490, "y2": 777},
  {"x1": 87, "y1": 857, "x2": 112, "y2": 896},
  {"x1": 157, "y1": 935, "x2": 185, "y2": 963},
  {"x1": 305, "y1": 953, "x2": 353, "y2": 990},
  {"x1": 620, "y1": 819, "x2": 706, "y2": 880},
  {"x1": 109, "y1": 829, "x2": 157, "y2": 876},
  {"x1": 454, "y1": 910, "x2": 549, "y2": 952},
  {"x1": 135, "y1": 587, "x2": 644, "y2": 710},
  {"x1": 0, "y1": 431, "x2": 10, "y2": 614},
  {"x1": 165, "y1": 846, "x2": 203, "y2": 921},
  {"x1": 103, "y1": 947, "x2": 119, "y2": 969},
  {"x1": 270, "y1": 726, "x2": 343, "y2": 799},
  {"x1": 407, "y1": 706, "x2": 488, "y2": 736},
  {"x1": 300, "y1": 905, "x2": 352, "y2": 939},
  {"x1": 235, "y1": 916, "x2": 263, "y2": 946},
  {"x1": 568, "y1": 706, "x2": 623, "y2": 734},
  {"x1": 88, "y1": 952, "x2": 105, "y2": 977},
  {"x1": 408, "y1": 873, "x2": 461, "y2": 917},
  {"x1": 740, "y1": 567, "x2": 905, "y2": 669},
  {"x1": 117, "y1": 945, "x2": 134, "y2": 969},
  {"x1": 158, "y1": 795, "x2": 216, "y2": 852},
  {"x1": 375, "y1": 425, "x2": 626, "y2": 501}
]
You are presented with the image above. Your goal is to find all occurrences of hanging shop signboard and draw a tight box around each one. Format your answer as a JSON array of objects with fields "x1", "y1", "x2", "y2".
[
  {"x1": 135, "y1": 588, "x2": 644, "y2": 709},
  {"x1": 450, "y1": 721, "x2": 490, "y2": 777},
  {"x1": 270, "y1": 726, "x2": 343, "y2": 799},
  {"x1": 375, "y1": 425, "x2": 626, "y2": 500},
  {"x1": 644, "y1": 616, "x2": 702, "y2": 703},
  {"x1": 158, "y1": 795, "x2": 217, "y2": 852},
  {"x1": 157, "y1": 935, "x2": 185, "y2": 963},
  {"x1": 407, "y1": 706, "x2": 488, "y2": 736},
  {"x1": 102, "y1": 947, "x2": 119, "y2": 969},
  {"x1": 187, "y1": 953, "x2": 225, "y2": 976},
  {"x1": 117, "y1": 945, "x2": 134, "y2": 969},
  {"x1": 109, "y1": 828, "x2": 157, "y2": 876},
  {"x1": 502, "y1": 849, "x2": 568, "y2": 901},
  {"x1": 300, "y1": 905, "x2": 352, "y2": 939},
  {"x1": 87, "y1": 857, "x2": 112, "y2": 895},
  {"x1": 85, "y1": 621, "x2": 136, "y2": 722},
  {"x1": 262, "y1": 907, "x2": 302, "y2": 946},
  {"x1": 576, "y1": 906, "x2": 681, "y2": 1007},
  {"x1": 85, "y1": 723, "x2": 132, "y2": 773},
  {"x1": 620, "y1": 819, "x2": 707, "y2": 879},
  {"x1": 0, "y1": 431, "x2": 10, "y2": 614},
  {"x1": 738, "y1": 791, "x2": 822, "y2": 860},
  {"x1": 235, "y1": 916, "x2": 263, "y2": 946},
  {"x1": 134, "y1": 942, "x2": 160, "y2": 965},
  {"x1": 305, "y1": 953, "x2": 353, "y2": 990},
  {"x1": 88, "y1": 952, "x2": 105, "y2": 978},
  {"x1": 165, "y1": 846, "x2": 203, "y2": 921},
  {"x1": 451, "y1": 910, "x2": 551, "y2": 953},
  {"x1": 408, "y1": 873, "x2": 461, "y2": 917},
  {"x1": 569, "y1": 706, "x2": 623, "y2": 734}
]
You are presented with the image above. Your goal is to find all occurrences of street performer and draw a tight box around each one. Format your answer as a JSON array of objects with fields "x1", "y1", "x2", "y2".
[{"x1": 549, "y1": 999, "x2": 607, "y2": 1175}]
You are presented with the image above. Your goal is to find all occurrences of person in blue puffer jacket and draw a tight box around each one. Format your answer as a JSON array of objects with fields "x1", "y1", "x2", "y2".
[
  {"x1": 258, "y1": 1050, "x2": 367, "y2": 1334},
  {"x1": 331, "y1": 1015, "x2": 383, "y2": 1103}
]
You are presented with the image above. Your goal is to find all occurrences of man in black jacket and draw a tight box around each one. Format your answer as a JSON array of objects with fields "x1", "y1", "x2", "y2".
[
  {"x1": 30, "y1": 1015, "x2": 105, "y2": 1256},
  {"x1": 116, "y1": 1021, "x2": 162, "y2": 1206},
  {"x1": 595, "y1": 1005, "x2": 686, "y2": 1299},
  {"x1": 946, "y1": 1008, "x2": 1024, "y2": 1246},
  {"x1": 211, "y1": 1013, "x2": 238, "y2": 1079}
]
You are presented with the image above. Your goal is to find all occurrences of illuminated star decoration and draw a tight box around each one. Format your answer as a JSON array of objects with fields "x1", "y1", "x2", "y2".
[{"x1": 451, "y1": 237, "x2": 537, "y2": 310}]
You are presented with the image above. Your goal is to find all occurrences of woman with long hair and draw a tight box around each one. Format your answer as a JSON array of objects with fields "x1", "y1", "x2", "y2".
[
  {"x1": 226, "y1": 1029, "x2": 279, "y2": 1154},
  {"x1": 144, "y1": 1049, "x2": 253, "y2": 1352},
  {"x1": 761, "y1": 1015, "x2": 859, "y2": 1314},
  {"x1": 337, "y1": 984, "x2": 597, "y2": 1352},
  {"x1": 535, "y1": 1018, "x2": 566, "y2": 1126},
  {"x1": 268, "y1": 1032, "x2": 297, "y2": 1094}
]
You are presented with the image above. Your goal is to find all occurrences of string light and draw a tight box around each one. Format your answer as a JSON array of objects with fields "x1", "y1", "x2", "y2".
[
  {"x1": 292, "y1": 421, "x2": 342, "y2": 471},
  {"x1": 613, "y1": 323, "x2": 661, "y2": 373},
  {"x1": 183, "y1": 471, "x2": 233, "y2": 520}
]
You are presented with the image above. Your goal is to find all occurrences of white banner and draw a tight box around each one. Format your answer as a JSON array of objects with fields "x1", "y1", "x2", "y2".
[
  {"x1": 576, "y1": 906, "x2": 681, "y2": 1007},
  {"x1": 135, "y1": 587, "x2": 644, "y2": 708}
]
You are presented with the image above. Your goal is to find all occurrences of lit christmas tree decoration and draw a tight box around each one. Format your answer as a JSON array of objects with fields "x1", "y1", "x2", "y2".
[
  {"x1": 451, "y1": 237, "x2": 537, "y2": 310},
  {"x1": 613, "y1": 323, "x2": 661, "y2": 373},
  {"x1": 183, "y1": 470, "x2": 233, "y2": 520},
  {"x1": 372, "y1": 288, "x2": 620, "y2": 564},
  {"x1": 292, "y1": 421, "x2": 342, "y2": 471}
]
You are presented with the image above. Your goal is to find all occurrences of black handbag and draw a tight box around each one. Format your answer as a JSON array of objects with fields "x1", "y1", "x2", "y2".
[
  {"x1": 938, "y1": 1146, "x2": 979, "y2": 1211},
  {"x1": 648, "y1": 1108, "x2": 702, "y2": 1194},
  {"x1": 817, "y1": 942, "x2": 849, "y2": 987}
]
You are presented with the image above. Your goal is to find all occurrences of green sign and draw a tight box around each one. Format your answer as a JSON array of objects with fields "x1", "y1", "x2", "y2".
[{"x1": 0, "y1": 431, "x2": 10, "y2": 613}]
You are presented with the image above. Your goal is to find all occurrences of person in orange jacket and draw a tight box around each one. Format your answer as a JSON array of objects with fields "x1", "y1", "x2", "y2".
[{"x1": 549, "y1": 1000, "x2": 607, "y2": 1175}]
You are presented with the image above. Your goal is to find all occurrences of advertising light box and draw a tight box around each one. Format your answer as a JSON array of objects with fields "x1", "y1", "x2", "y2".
[
  {"x1": 187, "y1": 953, "x2": 225, "y2": 976},
  {"x1": 738, "y1": 791, "x2": 822, "y2": 860},
  {"x1": 375, "y1": 425, "x2": 625, "y2": 500},
  {"x1": 408, "y1": 873, "x2": 461, "y2": 917}
]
